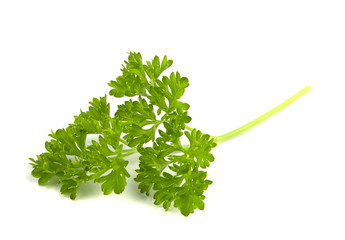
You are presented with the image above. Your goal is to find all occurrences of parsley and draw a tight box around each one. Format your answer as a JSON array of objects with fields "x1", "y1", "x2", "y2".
[{"x1": 29, "y1": 52, "x2": 311, "y2": 216}]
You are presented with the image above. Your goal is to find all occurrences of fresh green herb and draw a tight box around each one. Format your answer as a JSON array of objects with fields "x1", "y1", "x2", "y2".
[{"x1": 29, "y1": 52, "x2": 311, "y2": 216}]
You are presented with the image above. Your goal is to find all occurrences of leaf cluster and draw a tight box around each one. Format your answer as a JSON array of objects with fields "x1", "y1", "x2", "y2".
[{"x1": 30, "y1": 52, "x2": 217, "y2": 216}]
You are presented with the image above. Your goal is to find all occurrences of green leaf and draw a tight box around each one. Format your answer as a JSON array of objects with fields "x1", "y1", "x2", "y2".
[
  {"x1": 60, "y1": 178, "x2": 80, "y2": 200},
  {"x1": 73, "y1": 95, "x2": 111, "y2": 133},
  {"x1": 185, "y1": 129, "x2": 217, "y2": 168},
  {"x1": 115, "y1": 97, "x2": 160, "y2": 147},
  {"x1": 49, "y1": 128, "x2": 81, "y2": 155},
  {"x1": 148, "y1": 71, "x2": 189, "y2": 113},
  {"x1": 38, "y1": 172, "x2": 55, "y2": 186},
  {"x1": 30, "y1": 96, "x2": 130, "y2": 200},
  {"x1": 144, "y1": 55, "x2": 173, "y2": 81},
  {"x1": 108, "y1": 52, "x2": 148, "y2": 97},
  {"x1": 135, "y1": 126, "x2": 216, "y2": 216},
  {"x1": 95, "y1": 157, "x2": 130, "y2": 195},
  {"x1": 116, "y1": 97, "x2": 157, "y2": 127}
]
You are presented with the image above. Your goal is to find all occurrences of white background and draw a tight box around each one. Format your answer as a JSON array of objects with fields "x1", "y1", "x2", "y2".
[{"x1": 1, "y1": 0, "x2": 344, "y2": 239}]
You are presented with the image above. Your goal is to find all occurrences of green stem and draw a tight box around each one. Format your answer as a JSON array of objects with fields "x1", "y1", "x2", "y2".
[
  {"x1": 214, "y1": 85, "x2": 311, "y2": 144},
  {"x1": 185, "y1": 125, "x2": 194, "y2": 131},
  {"x1": 120, "y1": 138, "x2": 128, "y2": 146},
  {"x1": 105, "y1": 148, "x2": 138, "y2": 158}
]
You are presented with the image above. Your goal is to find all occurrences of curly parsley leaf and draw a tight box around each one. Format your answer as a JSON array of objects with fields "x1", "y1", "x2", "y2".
[
  {"x1": 135, "y1": 128, "x2": 216, "y2": 216},
  {"x1": 30, "y1": 96, "x2": 130, "y2": 199},
  {"x1": 108, "y1": 52, "x2": 174, "y2": 98},
  {"x1": 144, "y1": 55, "x2": 173, "y2": 82}
]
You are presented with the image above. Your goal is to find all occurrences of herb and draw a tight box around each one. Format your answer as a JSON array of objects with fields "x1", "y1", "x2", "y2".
[{"x1": 29, "y1": 52, "x2": 311, "y2": 216}]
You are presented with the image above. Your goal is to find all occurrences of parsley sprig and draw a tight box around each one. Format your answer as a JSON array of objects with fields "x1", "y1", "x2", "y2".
[{"x1": 30, "y1": 52, "x2": 311, "y2": 216}]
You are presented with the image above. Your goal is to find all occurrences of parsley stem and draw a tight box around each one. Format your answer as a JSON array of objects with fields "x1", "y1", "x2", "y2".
[
  {"x1": 105, "y1": 148, "x2": 138, "y2": 158},
  {"x1": 120, "y1": 138, "x2": 128, "y2": 145},
  {"x1": 185, "y1": 125, "x2": 193, "y2": 131},
  {"x1": 214, "y1": 85, "x2": 311, "y2": 144}
]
